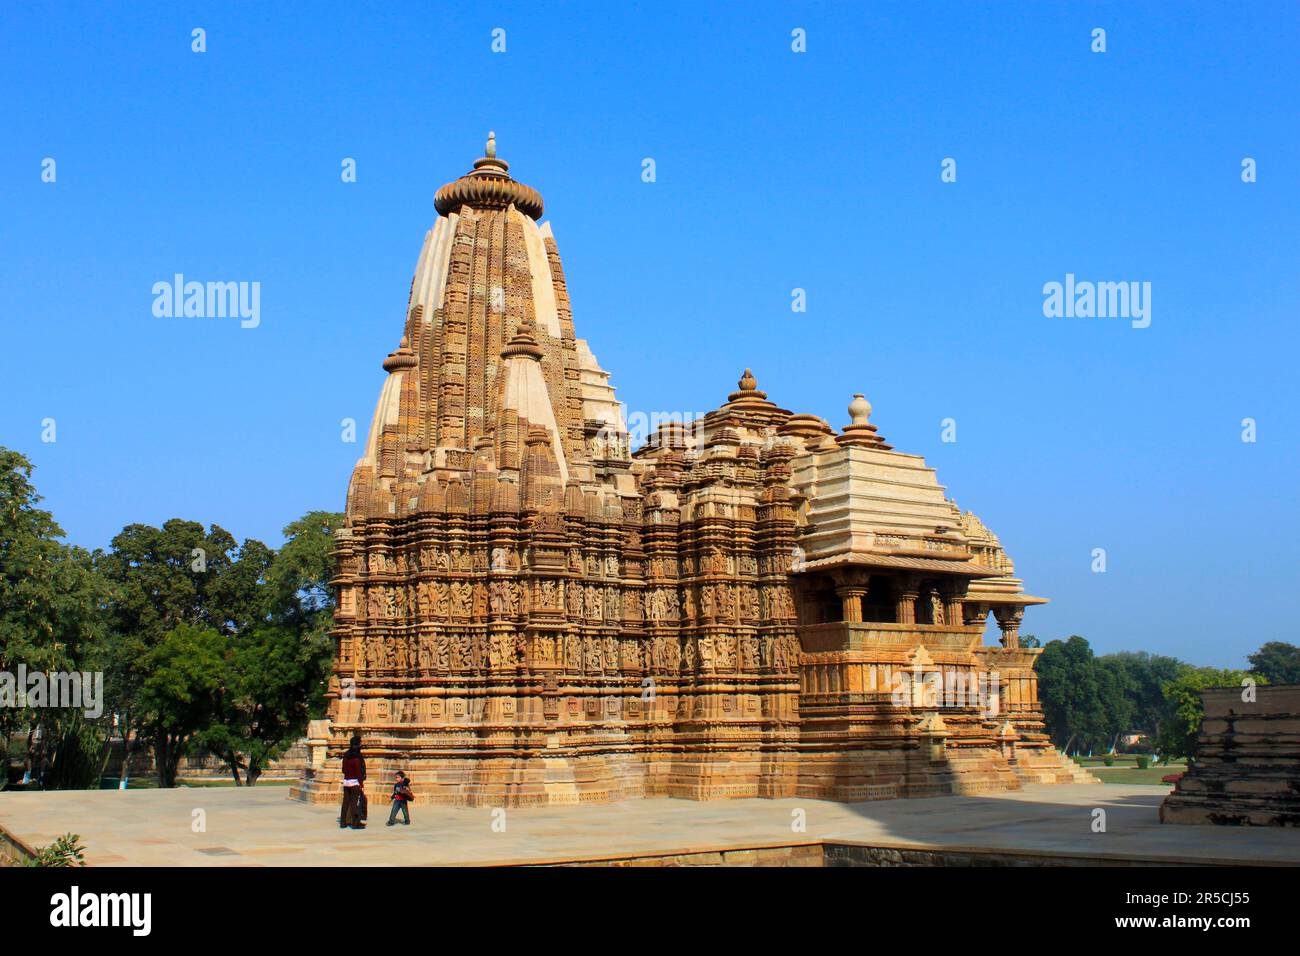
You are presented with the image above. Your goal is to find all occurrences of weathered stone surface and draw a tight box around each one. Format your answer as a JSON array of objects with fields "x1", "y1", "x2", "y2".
[
  {"x1": 292, "y1": 137, "x2": 1090, "y2": 808},
  {"x1": 1161, "y1": 685, "x2": 1300, "y2": 827}
]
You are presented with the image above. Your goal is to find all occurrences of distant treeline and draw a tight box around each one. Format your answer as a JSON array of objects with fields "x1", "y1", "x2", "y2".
[
  {"x1": 1029, "y1": 634, "x2": 1299, "y2": 761},
  {"x1": 1, "y1": 446, "x2": 341, "y2": 790}
]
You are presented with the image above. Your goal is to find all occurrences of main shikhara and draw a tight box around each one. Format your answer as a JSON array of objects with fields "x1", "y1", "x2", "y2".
[{"x1": 294, "y1": 136, "x2": 1092, "y2": 806}]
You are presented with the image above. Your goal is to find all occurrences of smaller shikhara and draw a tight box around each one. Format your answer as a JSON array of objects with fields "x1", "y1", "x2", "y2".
[{"x1": 293, "y1": 136, "x2": 1092, "y2": 807}]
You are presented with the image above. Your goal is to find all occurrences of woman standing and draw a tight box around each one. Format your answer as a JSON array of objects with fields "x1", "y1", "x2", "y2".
[{"x1": 339, "y1": 735, "x2": 367, "y2": 829}]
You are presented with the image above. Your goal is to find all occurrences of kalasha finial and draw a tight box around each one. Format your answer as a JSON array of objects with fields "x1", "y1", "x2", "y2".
[
  {"x1": 501, "y1": 315, "x2": 543, "y2": 361},
  {"x1": 848, "y1": 393, "x2": 872, "y2": 424},
  {"x1": 382, "y1": 334, "x2": 417, "y2": 373},
  {"x1": 727, "y1": 367, "x2": 768, "y2": 404},
  {"x1": 486, "y1": 130, "x2": 497, "y2": 159},
  {"x1": 838, "y1": 393, "x2": 892, "y2": 450}
]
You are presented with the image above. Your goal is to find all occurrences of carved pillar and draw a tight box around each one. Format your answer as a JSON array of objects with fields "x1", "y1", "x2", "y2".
[
  {"x1": 993, "y1": 605, "x2": 1025, "y2": 648},
  {"x1": 963, "y1": 601, "x2": 991, "y2": 629},
  {"x1": 942, "y1": 580, "x2": 969, "y2": 627},
  {"x1": 895, "y1": 575, "x2": 919, "y2": 625},
  {"x1": 835, "y1": 585, "x2": 866, "y2": 624}
]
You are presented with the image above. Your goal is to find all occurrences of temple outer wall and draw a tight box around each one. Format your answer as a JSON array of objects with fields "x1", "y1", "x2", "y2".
[{"x1": 1161, "y1": 684, "x2": 1300, "y2": 827}]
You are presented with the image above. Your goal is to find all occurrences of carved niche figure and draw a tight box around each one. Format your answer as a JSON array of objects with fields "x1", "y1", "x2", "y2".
[
  {"x1": 715, "y1": 634, "x2": 736, "y2": 670},
  {"x1": 451, "y1": 581, "x2": 472, "y2": 618},
  {"x1": 490, "y1": 581, "x2": 518, "y2": 616},
  {"x1": 700, "y1": 585, "x2": 715, "y2": 620},
  {"x1": 451, "y1": 631, "x2": 469, "y2": 669},
  {"x1": 697, "y1": 636, "x2": 716, "y2": 670},
  {"x1": 929, "y1": 589, "x2": 946, "y2": 626}
]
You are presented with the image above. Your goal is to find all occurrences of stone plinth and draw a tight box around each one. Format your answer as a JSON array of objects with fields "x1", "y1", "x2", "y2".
[{"x1": 1161, "y1": 685, "x2": 1300, "y2": 827}]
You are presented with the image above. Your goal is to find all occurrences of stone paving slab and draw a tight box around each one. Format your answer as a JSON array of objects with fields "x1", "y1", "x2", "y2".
[{"x1": 2, "y1": 784, "x2": 1299, "y2": 866}]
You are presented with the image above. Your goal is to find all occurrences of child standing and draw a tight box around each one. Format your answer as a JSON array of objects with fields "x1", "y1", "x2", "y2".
[{"x1": 386, "y1": 770, "x2": 414, "y2": 826}]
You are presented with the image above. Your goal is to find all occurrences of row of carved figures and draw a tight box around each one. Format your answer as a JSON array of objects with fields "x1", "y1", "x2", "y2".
[
  {"x1": 348, "y1": 543, "x2": 787, "y2": 580},
  {"x1": 339, "y1": 630, "x2": 803, "y2": 675},
  {"x1": 351, "y1": 579, "x2": 798, "y2": 624}
]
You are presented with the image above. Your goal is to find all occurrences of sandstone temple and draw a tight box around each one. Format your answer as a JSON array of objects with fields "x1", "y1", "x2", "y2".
[{"x1": 293, "y1": 135, "x2": 1092, "y2": 807}]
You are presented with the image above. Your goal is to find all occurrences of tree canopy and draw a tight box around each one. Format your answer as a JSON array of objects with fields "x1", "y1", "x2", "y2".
[{"x1": 2, "y1": 443, "x2": 341, "y2": 790}]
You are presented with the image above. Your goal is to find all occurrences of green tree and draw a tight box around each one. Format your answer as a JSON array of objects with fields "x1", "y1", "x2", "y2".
[
  {"x1": 0, "y1": 448, "x2": 113, "y2": 788},
  {"x1": 1099, "y1": 651, "x2": 1183, "y2": 746},
  {"x1": 201, "y1": 624, "x2": 314, "y2": 785},
  {"x1": 265, "y1": 511, "x2": 343, "y2": 717},
  {"x1": 1155, "y1": 665, "x2": 1261, "y2": 763},
  {"x1": 1247, "y1": 641, "x2": 1300, "y2": 686},
  {"x1": 97, "y1": 522, "x2": 271, "y2": 787},
  {"x1": 1035, "y1": 636, "x2": 1128, "y2": 755},
  {"x1": 137, "y1": 623, "x2": 227, "y2": 787},
  {"x1": 199, "y1": 511, "x2": 342, "y2": 785}
]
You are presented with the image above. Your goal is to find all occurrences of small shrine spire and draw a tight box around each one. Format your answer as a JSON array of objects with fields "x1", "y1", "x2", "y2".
[{"x1": 727, "y1": 367, "x2": 768, "y2": 403}]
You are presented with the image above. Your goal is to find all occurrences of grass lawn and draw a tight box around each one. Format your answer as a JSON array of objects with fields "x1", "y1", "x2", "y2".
[
  {"x1": 1089, "y1": 766, "x2": 1182, "y2": 785},
  {"x1": 1071, "y1": 755, "x2": 1186, "y2": 786}
]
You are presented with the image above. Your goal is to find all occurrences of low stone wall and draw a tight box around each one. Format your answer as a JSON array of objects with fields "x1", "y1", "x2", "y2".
[
  {"x1": 553, "y1": 841, "x2": 1203, "y2": 867},
  {"x1": 1161, "y1": 684, "x2": 1300, "y2": 827},
  {"x1": 106, "y1": 737, "x2": 310, "y2": 781}
]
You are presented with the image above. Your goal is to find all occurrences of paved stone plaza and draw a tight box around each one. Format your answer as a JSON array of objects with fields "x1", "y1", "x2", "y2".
[{"x1": 3, "y1": 784, "x2": 1299, "y2": 866}]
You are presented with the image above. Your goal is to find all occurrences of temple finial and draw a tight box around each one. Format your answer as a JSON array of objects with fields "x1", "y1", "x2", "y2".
[{"x1": 485, "y1": 131, "x2": 497, "y2": 159}]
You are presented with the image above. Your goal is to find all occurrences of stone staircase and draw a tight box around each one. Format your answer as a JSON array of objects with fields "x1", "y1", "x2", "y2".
[{"x1": 1011, "y1": 747, "x2": 1102, "y2": 785}]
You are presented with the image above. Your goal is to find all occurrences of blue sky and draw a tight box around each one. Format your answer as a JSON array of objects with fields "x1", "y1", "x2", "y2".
[{"x1": 1, "y1": 2, "x2": 1296, "y2": 668}]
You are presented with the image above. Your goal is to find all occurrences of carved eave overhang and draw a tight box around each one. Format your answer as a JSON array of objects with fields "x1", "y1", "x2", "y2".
[
  {"x1": 795, "y1": 552, "x2": 1001, "y2": 578},
  {"x1": 964, "y1": 589, "x2": 1050, "y2": 607}
]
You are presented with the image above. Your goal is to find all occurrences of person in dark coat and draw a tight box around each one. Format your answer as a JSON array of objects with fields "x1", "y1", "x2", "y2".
[{"x1": 340, "y1": 735, "x2": 366, "y2": 829}]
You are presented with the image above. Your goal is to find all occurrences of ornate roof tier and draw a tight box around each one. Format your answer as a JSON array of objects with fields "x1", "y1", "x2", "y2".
[{"x1": 434, "y1": 132, "x2": 545, "y2": 220}]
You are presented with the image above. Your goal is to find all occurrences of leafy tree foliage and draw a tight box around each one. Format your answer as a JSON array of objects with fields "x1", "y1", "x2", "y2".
[
  {"x1": 1247, "y1": 641, "x2": 1300, "y2": 686},
  {"x1": 3, "y1": 445, "x2": 343, "y2": 790},
  {"x1": 0, "y1": 449, "x2": 113, "y2": 787},
  {"x1": 95, "y1": 520, "x2": 273, "y2": 786},
  {"x1": 1035, "y1": 636, "x2": 1131, "y2": 754},
  {"x1": 1155, "y1": 665, "x2": 1261, "y2": 762},
  {"x1": 1101, "y1": 651, "x2": 1183, "y2": 742}
]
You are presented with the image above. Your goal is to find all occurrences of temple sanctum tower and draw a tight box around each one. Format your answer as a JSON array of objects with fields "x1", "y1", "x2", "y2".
[{"x1": 293, "y1": 135, "x2": 1093, "y2": 806}]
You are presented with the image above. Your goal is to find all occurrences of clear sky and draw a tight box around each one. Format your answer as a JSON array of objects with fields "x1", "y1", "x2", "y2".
[{"x1": 2, "y1": 2, "x2": 1296, "y2": 668}]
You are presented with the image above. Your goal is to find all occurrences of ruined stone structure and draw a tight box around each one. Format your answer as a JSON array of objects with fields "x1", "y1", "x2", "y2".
[
  {"x1": 293, "y1": 136, "x2": 1091, "y2": 807},
  {"x1": 1161, "y1": 685, "x2": 1300, "y2": 827}
]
